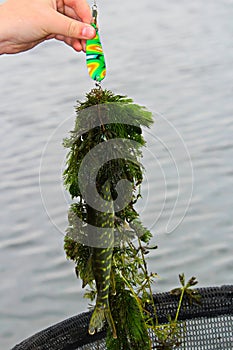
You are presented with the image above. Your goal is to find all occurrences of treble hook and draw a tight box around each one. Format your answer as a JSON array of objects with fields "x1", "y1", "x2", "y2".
[{"x1": 95, "y1": 81, "x2": 102, "y2": 89}]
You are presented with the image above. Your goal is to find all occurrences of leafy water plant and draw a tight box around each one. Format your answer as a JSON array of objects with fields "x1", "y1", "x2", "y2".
[
  {"x1": 152, "y1": 275, "x2": 201, "y2": 350},
  {"x1": 63, "y1": 88, "x2": 200, "y2": 349}
]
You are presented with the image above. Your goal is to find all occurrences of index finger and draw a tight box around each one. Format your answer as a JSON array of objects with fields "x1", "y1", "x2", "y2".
[{"x1": 64, "y1": 0, "x2": 92, "y2": 23}]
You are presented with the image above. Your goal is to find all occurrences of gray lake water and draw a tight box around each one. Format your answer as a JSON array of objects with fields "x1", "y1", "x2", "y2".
[{"x1": 0, "y1": 0, "x2": 233, "y2": 348}]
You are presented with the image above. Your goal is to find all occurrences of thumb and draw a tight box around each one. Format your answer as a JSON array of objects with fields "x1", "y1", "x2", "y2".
[{"x1": 47, "y1": 11, "x2": 96, "y2": 39}]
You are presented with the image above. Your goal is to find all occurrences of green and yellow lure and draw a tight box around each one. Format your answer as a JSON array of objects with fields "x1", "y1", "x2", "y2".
[{"x1": 86, "y1": 23, "x2": 106, "y2": 82}]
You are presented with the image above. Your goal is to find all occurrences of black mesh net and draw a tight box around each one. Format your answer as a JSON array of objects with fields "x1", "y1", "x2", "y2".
[{"x1": 12, "y1": 285, "x2": 233, "y2": 350}]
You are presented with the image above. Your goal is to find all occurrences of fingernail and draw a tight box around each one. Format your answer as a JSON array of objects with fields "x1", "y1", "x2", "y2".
[
  {"x1": 82, "y1": 25, "x2": 96, "y2": 38},
  {"x1": 82, "y1": 42, "x2": 86, "y2": 52}
]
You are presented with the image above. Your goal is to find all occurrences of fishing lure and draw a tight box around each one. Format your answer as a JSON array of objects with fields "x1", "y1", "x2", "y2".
[{"x1": 86, "y1": 17, "x2": 106, "y2": 82}]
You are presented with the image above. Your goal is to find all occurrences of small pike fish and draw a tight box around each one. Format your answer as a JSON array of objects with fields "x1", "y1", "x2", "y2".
[{"x1": 87, "y1": 181, "x2": 117, "y2": 339}]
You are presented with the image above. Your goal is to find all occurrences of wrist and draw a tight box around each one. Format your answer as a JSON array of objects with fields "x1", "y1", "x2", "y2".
[
  {"x1": 0, "y1": 4, "x2": 8, "y2": 54},
  {"x1": 0, "y1": 3, "x2": 15, "y2": 55}
]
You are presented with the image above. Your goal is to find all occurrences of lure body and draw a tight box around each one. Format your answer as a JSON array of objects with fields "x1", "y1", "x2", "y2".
[{"x1": 86, "y1": 23, "x2": 106, "y2": 82}]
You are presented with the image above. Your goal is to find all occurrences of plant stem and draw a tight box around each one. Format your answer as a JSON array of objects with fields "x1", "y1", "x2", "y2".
[
  {"x1": 137, "y1": 238, "x2": 159, "y2": 326},
  {"x1": 174, "y1": 287, "x2": 185, "y2": 323}
]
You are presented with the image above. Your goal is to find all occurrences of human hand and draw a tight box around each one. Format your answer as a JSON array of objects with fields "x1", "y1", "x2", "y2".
[{"x1": 0, "y1": 0, "x2": 96, "y2": 54}]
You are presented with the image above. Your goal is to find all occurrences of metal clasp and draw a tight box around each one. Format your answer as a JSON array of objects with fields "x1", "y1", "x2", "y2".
[{"x1": 92, "y1": 4, "x2": 98, "y2": 25}]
